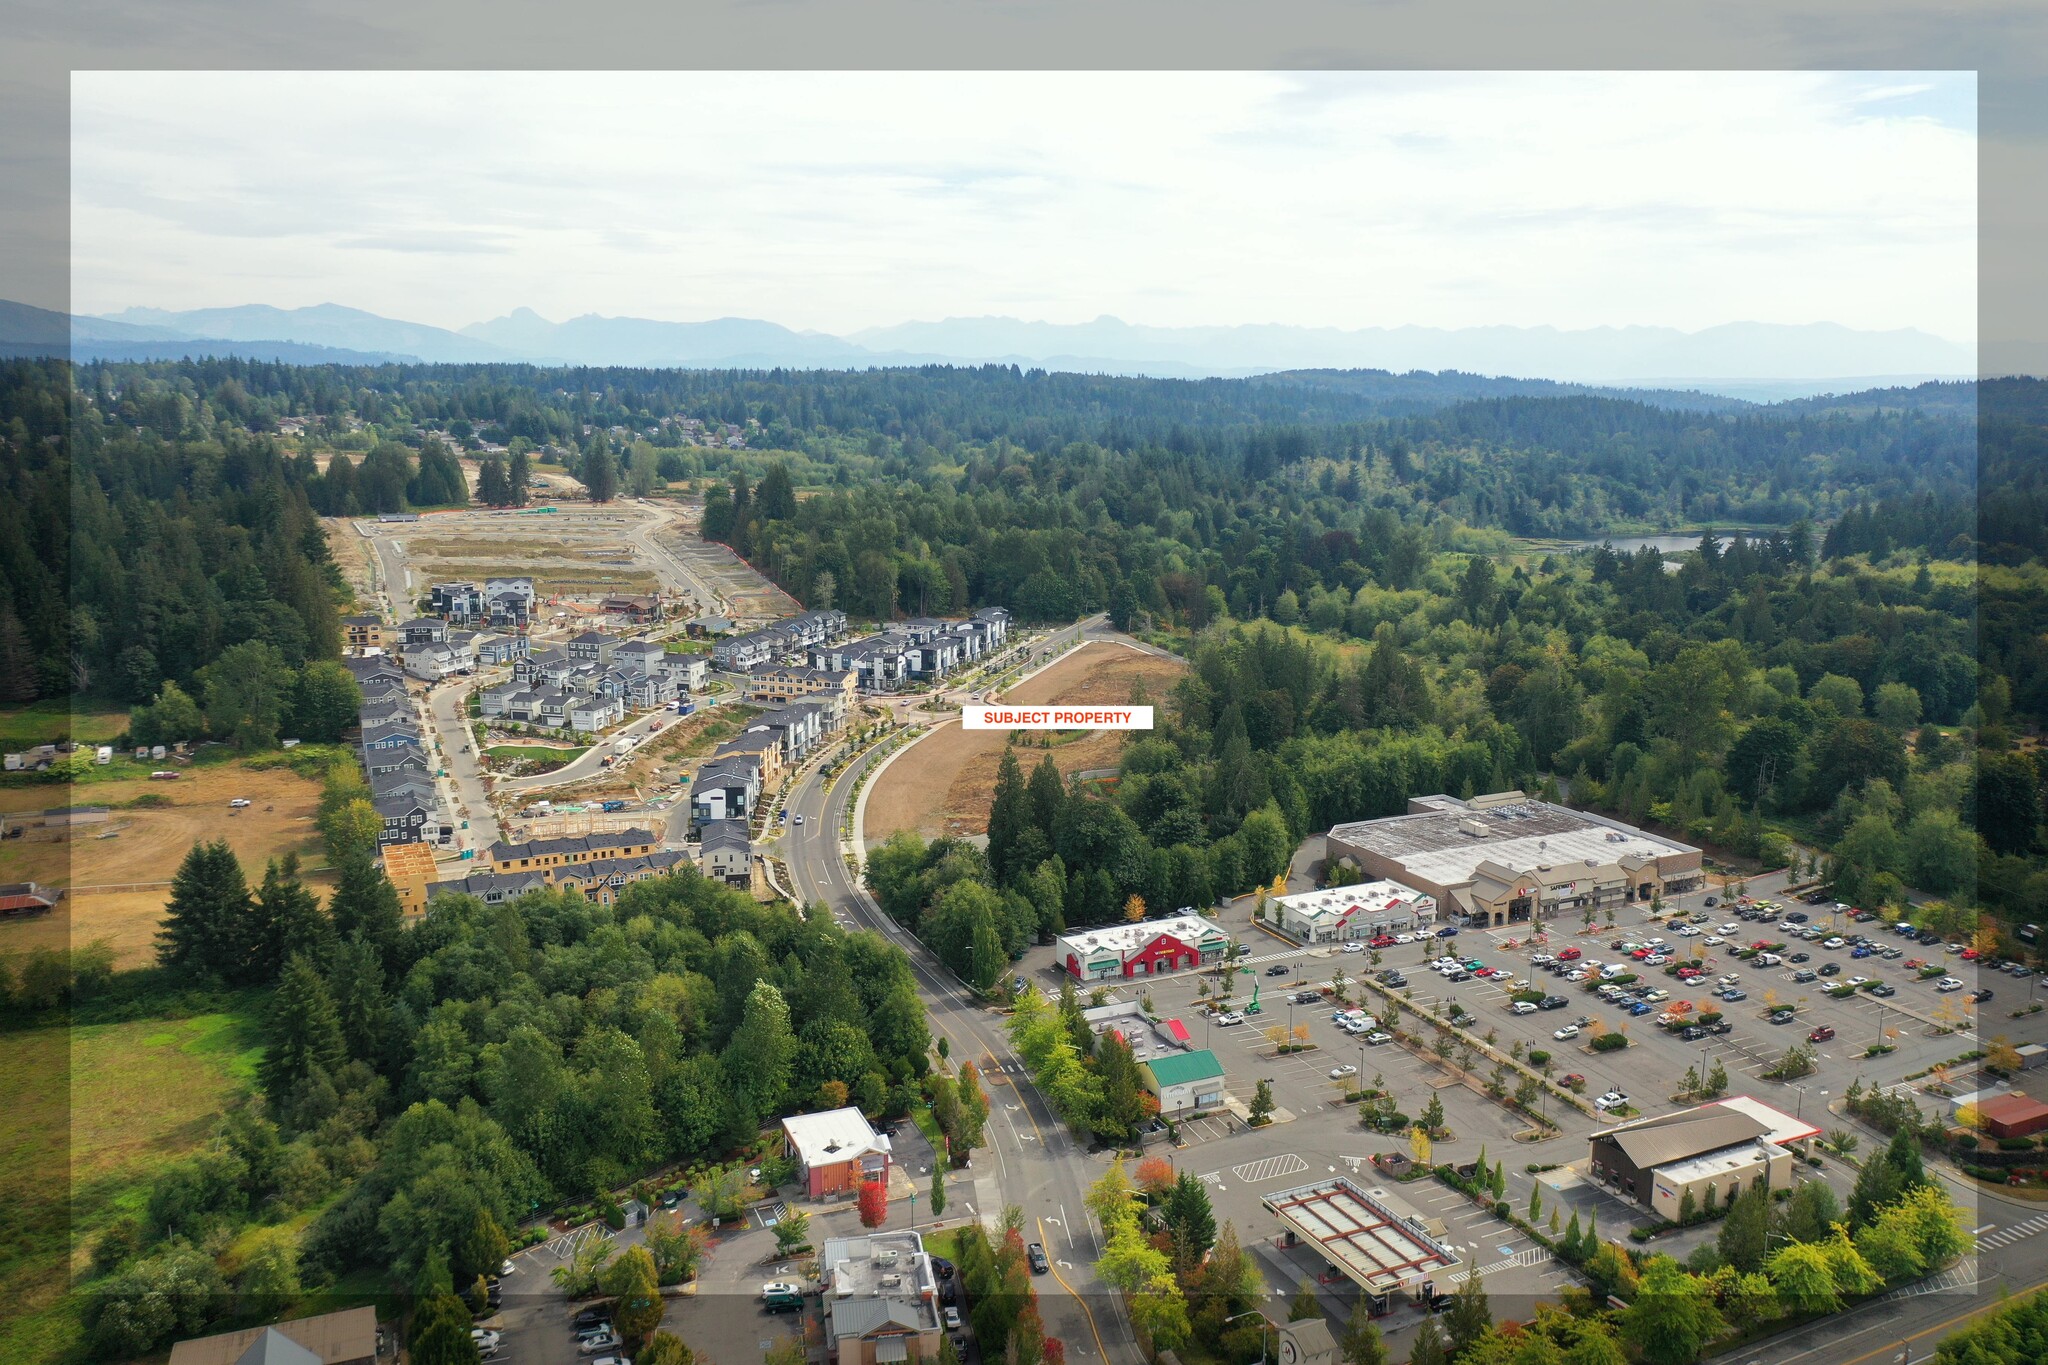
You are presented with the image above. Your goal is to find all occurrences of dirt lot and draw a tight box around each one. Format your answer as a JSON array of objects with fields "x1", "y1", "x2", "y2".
[
  {"x1": 863, "y1": 641, "x2": 1186, "y2": 843},
  {"x1": 0, "y1": 763, "x2": 325, "y2": 968}
]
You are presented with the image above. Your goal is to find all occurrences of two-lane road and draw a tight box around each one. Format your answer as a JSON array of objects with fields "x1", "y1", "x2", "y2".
[{"x1": 772, "y1": 726, "x2": 1136, "y2": 1365}]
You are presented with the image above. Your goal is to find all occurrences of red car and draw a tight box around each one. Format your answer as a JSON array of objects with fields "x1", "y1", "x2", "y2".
[
  {"x1": 1631, "y1": 948, "x2": 1652, "y2": 960},
  {"x1": 1557, "y1": 948, "x2": 1582, "y2": 961},
  {"x1": 1370, "y1": 935, "x2": 1396, "y2": 949},
  {"x1": 1559, "y1": 1074, "x2": 1586, "y2": 1089},
  {"x1": 1962, "y1": 948, "x2": 1981, "y2": 960},
  {"x1": 1807, "y1": 1026, "x2": 1836, "y2": 1043},
  {"x1": 1751, "y1": 940, "x2": 1774, "y2": 951},
  {"x1": 1904, "y1": 958, "x2": 1926, "y2": 971}
]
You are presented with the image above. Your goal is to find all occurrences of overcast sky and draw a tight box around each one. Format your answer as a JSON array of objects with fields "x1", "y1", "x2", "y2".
[{"x1": 71, "y1": 70, "x2": 1976, "y2": 339}]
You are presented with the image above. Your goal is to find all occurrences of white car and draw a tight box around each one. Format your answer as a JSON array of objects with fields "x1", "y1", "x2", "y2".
[
  {"x1": 1704, "y1": 936, "x2": 1725, "y2": 946},
  {"x1": 1719, "y1": 923, "x2": 1740, "y2": 934},
  {"x1": 1674, "y1": 925, "x2": 1699, "y2": 936},
  {"x1": 1553, "y1": 1024, "x2": 1581, "y2": 1040},
  {"x1": 1529, "y1": 954, "x2": 1555, "y2": 966},
  {"x1": 500, "y1": 1259, "x2": 517, "y2": 1277},
  {"x1": 1512, "y1": 1001, "x2": 1538, "y2": 1015},
  {"x1": 472, "y1": 1330, "x2": 502, "y2": 1351},
  {"x1": 794, "y1": 813, "x2": 805, "y2": 824},
  {"x1": 1643, "y1": 954, "x2": 1668, "y2": 966},
  {"x1": 1594, "y1": 1092, "x2": 1629, "y2": 1111},
  {"x1": 1395, "y1": 933, "x2": 1415, "y2": 944},
  {"x1": 1216, "y1": 1011, "x2": 1244, "y2": 1026},
  {"x1": 1330, "y1": 1063, "x2": 1359, "y2": 1078},
  {"x1": 1566, "y1": 969, "x2": 1592, "y2": 982},
  {"x1": 944, "y1": 1306, "x2": 963, "y2": 1331},
  {"x1": 1717, "y1": 974, "x2": 1740, "y2": 986},
  {"x1": 580, "y1": 1333, "x2": 623, "y2": 1354},
  {"x1": 228, "y1": 797, "x2": 252, "y2": 808},
  {"x1": 1364, "y1": 1031, "x2": 1394, "y2": 1045},
  {"x1": 1846, "y1": 975, "x2": 1870, "y2": 988},
  {"x1": 762, "y1": 1281, "x2": 801, "y2": 1298},
  {"x1": 1343, "y1": 942, "x2": 1365, "y2": 954},
  {"x1": 1936, "y1": 977, "x2": 1965, "y2": 992}
]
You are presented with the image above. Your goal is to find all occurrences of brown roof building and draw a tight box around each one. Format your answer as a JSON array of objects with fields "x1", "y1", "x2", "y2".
[
  {"x1": 167, "y1": 1307, "x2": 378, "y2": 1365},
  {"x1": 1978, "y1": 1092, "x2": 2048, "y2": 1139}
]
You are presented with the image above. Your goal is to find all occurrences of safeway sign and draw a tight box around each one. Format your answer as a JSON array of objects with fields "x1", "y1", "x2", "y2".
[{"x1": 963, "y1": 705, "x2": 1154, "y2": 731}]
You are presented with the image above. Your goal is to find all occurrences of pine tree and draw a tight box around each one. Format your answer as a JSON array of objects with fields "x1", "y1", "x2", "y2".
[
  {"x1": 477, "y1": 456, "x2": 510, "y2": 506},
  {"x1": 409, "y1": 1293, "x2": 480, "y2": 1365},
  {"x1": 1289, "y1": 1278, "x2": 1321, "y2": 1320},
  {"x1": 157, "y1": 840, "x2": 252, "y2": 977},
  {"x1": 327, "y1": 849, "x2": 405, "y2": 976},
  {"x1": 507, "y1": 447, "x2": 531, "y2": 505},
  {"x1": 1027, "y1": 754, "x2": 1066, "y2": 842},
  {"x1": 260, "y1": 953, "x2": 346, "y2": 1102},
  {"x1": 1339, "y1": 1293, "x2": 1389, "y2": 1365},
  {"x1": 987, "y1": 748, "x2": 1030, "y2": 886},
  {"x1": 1409, "y1": 1324, "x2": 1449, "y2": 1365},
  {"x1": 583, "y1": 438, "x2": 619, "y2": 503},
  {"x1": 930, "y1": 1164, "x2": 947, "y2": 1217},
  {"x1": 1561, "y1": 1211, "x2": 1584, "y2": 1262},
  {"x1": 0, "y1": 604, "x2": 39, "y2": 702},
  {"x1": 248, "y1": 854, "x2": 332, "y2": 985},
  {"x1": 1443, "y1": 1271, "x2": 1492, "y2": 1357}
]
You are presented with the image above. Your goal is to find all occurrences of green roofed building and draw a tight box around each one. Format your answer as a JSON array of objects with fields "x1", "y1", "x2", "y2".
[{"x1": 1142, "y1": 1048, "x2": 1227, "y2": 1115}]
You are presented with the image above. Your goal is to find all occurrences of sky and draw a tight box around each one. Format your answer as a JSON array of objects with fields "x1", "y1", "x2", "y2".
[{"x1": 70, "y1": 70, "x2": 1977, "y2": 339}]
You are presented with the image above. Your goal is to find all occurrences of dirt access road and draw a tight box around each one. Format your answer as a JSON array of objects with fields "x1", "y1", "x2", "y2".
[{"x1": 861, "y1": 638, "x2": 1186, "y2": 844}]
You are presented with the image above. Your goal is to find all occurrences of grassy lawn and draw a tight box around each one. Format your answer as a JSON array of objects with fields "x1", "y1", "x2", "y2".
[
  {"x1": 0, "y1": 700, "x2": 129, "y2": 751},
  {"x1": 485, "y1": 744, "x2": 587, "y2": 761},
  {"x1": 0, "y1": 1010, "x2": 264, "y2": 1365}
]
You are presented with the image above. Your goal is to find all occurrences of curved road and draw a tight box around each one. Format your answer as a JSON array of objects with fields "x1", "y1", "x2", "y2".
[{"x1": 768, "y1": 616, "x2": 1139, "y2": 1364}]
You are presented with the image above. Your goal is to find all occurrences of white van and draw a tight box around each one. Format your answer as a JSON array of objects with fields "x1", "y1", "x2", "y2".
[{"x1": 1599, "y1": 964, "x2": 1628, "y2": 979}]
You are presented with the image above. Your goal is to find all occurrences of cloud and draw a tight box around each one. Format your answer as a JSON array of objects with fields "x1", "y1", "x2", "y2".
[{"x1": 69, "y1": 70, "x2": 1976, "y2": 340}]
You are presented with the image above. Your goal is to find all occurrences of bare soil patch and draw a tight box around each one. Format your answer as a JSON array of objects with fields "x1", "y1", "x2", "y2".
[
  {"x1": 0, "y1": 763, "x2": 324, "y2": 968},
  {"x1": 863, "y1": 641, "x2": 1185, "y2": 843}
]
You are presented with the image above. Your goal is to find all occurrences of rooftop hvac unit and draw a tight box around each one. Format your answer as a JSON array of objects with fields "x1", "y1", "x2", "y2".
[
  {"x1": 1458, "y1": 819, "x2": 1489, "y2": 837},
  {"x1": 881, "y1": 1273, "x2": 903, "y2": 1288}
]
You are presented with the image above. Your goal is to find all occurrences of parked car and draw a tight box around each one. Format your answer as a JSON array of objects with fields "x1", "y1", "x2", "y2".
[
  {"x1": 944, "y1": 1306, "x2": 963, "y2": 1331},
  {"x1": 1364, "y1": 1031, "x2": 1393, "y2": 1045},
  {"x1": 1330, "y1": 1063, "x2": 1359, "y2": 1078},
  {"x1": 1294, "y1": 990, "x2": 1323, "y2": 1004},
  {"x1": 762, "y1": 1294, "x2": 804, "y2": 1316},
  {"x1": 1540, "y1": 995, "x2": 1568, "y2": 1009},
  {"x1": 1594, "y1": 1091, "x2": 1629, "y2": 1111},
  {"x1": 1512, "y1": 1001, "x2": 1538, "y2": 1015},
  {"x1": 762, "y1": 1282, "x2": 802, "y2": 1298},
  {"x1": 1553, "y1": 1024, "x2": 1580, "y2": 1040},
  {"x1": 1216, "y1": 1011, "x2": 1244, "y2": 1026},
  {"x1": 1028, "y1": 1243, "x2": 1050, "y2": 1274},
  {"x1": 1936, "y1": 977, "x2": 1965, "y2": 992},
  {"x1": 1768, "y1": 1008, "x2": 1798, "y2": 1024},
  {"x1": 581, "y1": 1330, "x2": 625, "y2": 1351},
  {"x1": 1972, "y1": 988, "x2": 1995, "y2": 1002},
  {"x1": 1559, "y1": 1073, "x2": 1586, "y2": 1089},
  {"x1": 1557, "y1": 947, "x2": 1582, "y2": 961},
  {"x1": 1791, "y1": 968, "x2": 1818, "y2": 982},
  {"x1": 1871, "y1": 983, "x2": 1897, "y2": 997},
  {"x1": 1818, "y1": 963, "x2": 1841, "y2": 977},
  {"x1": 1808, "y1": 1026, "x2": 1836, "y2": 1042}
]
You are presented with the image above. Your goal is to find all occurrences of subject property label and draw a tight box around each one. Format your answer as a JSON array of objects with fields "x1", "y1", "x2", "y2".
[{"x1": 963, "y1": 705, "x2": 1154, "y2": 731}]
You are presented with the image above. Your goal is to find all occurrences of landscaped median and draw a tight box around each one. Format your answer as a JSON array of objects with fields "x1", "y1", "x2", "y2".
[{"x1": 1351, "y1": 975, "x2": 1603, "y2": 1129}]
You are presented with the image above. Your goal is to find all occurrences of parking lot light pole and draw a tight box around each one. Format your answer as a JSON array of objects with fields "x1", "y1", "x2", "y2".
[{"x1": 1222, "y1": 1310, "x2": 1271, "y2": 1365}]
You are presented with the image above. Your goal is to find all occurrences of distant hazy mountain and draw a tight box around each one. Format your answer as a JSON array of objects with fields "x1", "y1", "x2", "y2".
[
  {"x1": 0, "y1": 299, "x2": 415, "y2": 365},
  {"x1": 17, "y1": 298, "x2": 1979, "y2": 394},
  {"x1": 461, "y1": 308, "x2": 866, "y2": 367},
  {"x1": 102, "y1": 303, "x2": 520, "y2": 364},
  {"x1": 848, "y1": 315, "x2": 1975, "y2": 384}
]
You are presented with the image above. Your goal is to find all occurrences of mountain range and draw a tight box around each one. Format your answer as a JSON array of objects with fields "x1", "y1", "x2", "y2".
[{"x1": 0, "y1": 299, "x2": 1978, "y2": 398}]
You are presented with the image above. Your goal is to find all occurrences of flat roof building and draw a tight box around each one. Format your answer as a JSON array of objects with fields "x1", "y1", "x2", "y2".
[
  {"x1": 1976, "y1": 1092, "x2": 2048, "y2": 1139},
  {"x1": 1055, "y1": 915, "x2": 1232, "y2": 980},
  {"x1": 1326, "y1": 793, "x2": 1703, "y2": 929},
  {"x1": 1271, "y1": 881, "x2": 1436, "y2": 944},
  {"x1": 784, "y1": 1106, "x2": 894, "y2": 1199},
  {"x1": 1263, "y1": 1177, "x2": 1458, "y2": 1307},
  {"x1": 1588, "y1": 1100, "x2": 1809, "y2": 1222},
  {"x1": 820, "y1": 1230, "x2": 943, "y2": 1365}
]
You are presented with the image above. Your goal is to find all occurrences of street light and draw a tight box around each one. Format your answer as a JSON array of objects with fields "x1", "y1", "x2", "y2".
[{"x1": 1222, "y1": 1311, "x2": 1272, "y2": 1365}]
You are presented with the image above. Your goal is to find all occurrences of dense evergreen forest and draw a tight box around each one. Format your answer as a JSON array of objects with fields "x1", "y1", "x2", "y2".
[{"x1": 2, "y1": 356, "x2": 2045, "y2": 1364}]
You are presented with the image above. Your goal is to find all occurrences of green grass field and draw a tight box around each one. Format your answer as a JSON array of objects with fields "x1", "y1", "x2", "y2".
[
  {"x1": 0, "y1": 700, "x2": 129, "y2": 751},
  {"x1": 0, "y1": 1010, "x2": 264, "y2": 1365}
]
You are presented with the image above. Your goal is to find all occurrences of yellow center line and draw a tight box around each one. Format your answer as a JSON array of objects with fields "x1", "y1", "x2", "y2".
[{"x1": 1040, "y1": 1214, "x2": 1114, "y2": 1364}]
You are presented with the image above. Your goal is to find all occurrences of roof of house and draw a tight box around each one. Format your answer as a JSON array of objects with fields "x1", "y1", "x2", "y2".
[
  {"x1": 428, "y1": 869, "x2": 551, "y2": 902},
  {"x1": 1592, "y1": 1106, "x2": 1770, "y2": 1170},
  {"x1": 230, "y1": 1329, "x2": 323, "y2": 1365},
  {"x1": 783, "y1": 1106, "x2": 889, "y2": 1168},
  {"x1": 1144, "y1": 1049, "x2": 1225, "y2": 1087},
  {"x1": 1056, "y1": 916, "x2": 1229, "y2": 959},
  {"x1": 699, "y1": 820, "x2": 751, "y2": 853},
  {"x1": 487, "y1": 828, "x2": 655, "y2": 862},
  {"x1": 165, "y1": 1307, "x2": 378, "y2": 1365}
]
